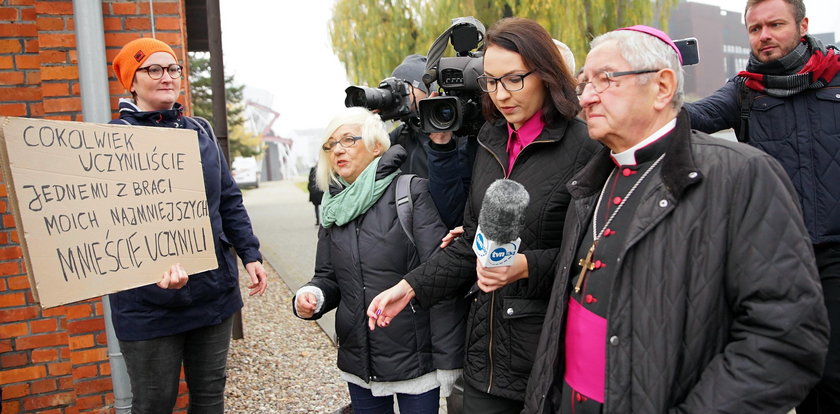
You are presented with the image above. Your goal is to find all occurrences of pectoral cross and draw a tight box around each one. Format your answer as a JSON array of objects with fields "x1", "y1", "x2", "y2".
[{"x1": 575, "y1": 243, "x2": 597, "y2": 293}]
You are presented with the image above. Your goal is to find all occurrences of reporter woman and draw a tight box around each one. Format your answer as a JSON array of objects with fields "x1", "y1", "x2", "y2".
[
  {"x1": 109, "y1": 38, "x2": 267, "y2": 413},
  {"x1": 294, "y1": 107, "x2": 462, "y2": 413},
  {"x1": 368, "y1": 18, "x2": 600, "y2": 413}
]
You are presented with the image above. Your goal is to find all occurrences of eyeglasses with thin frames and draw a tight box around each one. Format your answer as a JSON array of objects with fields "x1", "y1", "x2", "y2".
[
  {"x1": 322, "y1": 135, "x2": 363, "y2": 152},
  {"x1": 137, "y1": 64, "x2": 184, "y2": 80},
  {"x1": 476, "y1": 71, "x2": 534, "y2": 93},
  {"x1": 575, "y1": 69, "x2": 661, "y2": 96}
]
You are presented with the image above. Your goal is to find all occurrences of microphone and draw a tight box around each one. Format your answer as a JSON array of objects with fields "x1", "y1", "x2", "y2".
[{"x1": 467, "y1": 179, "x2": 529, "y2": 295}]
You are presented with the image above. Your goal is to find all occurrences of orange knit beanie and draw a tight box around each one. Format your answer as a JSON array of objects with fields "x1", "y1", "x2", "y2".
[{"x1": 112, "y1": 38, "x2": 178, "y2": 91}]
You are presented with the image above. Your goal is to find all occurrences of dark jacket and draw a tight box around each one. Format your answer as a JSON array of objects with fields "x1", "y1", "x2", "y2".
[
  {"x1": 524, "y1": 111, "x2": 829, "y2": 413},
  {"x1": 686, "y1": 75, "x2": 840, "y2": 245},
  {"x1": 390, "y1": 120, "x2": 475, "y2": 228},
  {"x1": 298, "y1": 146, "x2": 463, "y2": 381},
  {"x1": 307, "y1": 166, "x2": 323, "y2": 205},
  {"x1": 405, "y1": 117, "x2": 600, "y2": 400},
  {"x1": 108, "y1": 101, "x2": 262, "y2": 341}
]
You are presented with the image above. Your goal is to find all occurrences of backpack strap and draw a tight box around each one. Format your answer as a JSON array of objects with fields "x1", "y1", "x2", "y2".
[
  {"x1": 736, "y1": 79, "x2": 754, "y2": 143},
  {"x1": 395, "y1": 174, "x2": 416, "y2": 246}
]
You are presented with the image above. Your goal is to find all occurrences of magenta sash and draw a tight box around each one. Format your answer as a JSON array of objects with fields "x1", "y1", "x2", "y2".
[{"x1": 563, "y1": 299, "x2": 606, "y2": 403}]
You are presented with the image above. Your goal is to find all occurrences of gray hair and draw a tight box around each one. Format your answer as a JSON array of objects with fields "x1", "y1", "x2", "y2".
[
  {"x1": 553, "y1": 39, "x2": 576, "y2": 74},
  {"x1": 590, "y1": 30, "x2": 684, "y2": 110},
  {"x1": 316, "y1": 106, "x2": 391, "y2": 191}
]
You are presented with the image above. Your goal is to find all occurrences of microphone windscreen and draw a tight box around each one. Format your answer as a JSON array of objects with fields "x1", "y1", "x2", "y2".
[{"x1": 477, "y1": 179, "x2": 529, "y2": 243}]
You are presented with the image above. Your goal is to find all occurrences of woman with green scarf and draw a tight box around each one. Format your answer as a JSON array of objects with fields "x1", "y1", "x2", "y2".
[{"x1": 293, "y1": 107, "x2": 462, "y2": 413}]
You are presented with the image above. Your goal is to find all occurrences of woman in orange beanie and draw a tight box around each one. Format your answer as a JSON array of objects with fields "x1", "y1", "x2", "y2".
[{"x1": 108, "y1": 37, "x2": 268, "y2": 413}]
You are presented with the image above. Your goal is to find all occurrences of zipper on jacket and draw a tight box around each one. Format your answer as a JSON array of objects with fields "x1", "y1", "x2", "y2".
[
  {"x1": 487, "y1": 290, "x2": 496, "y2": 393},
  {"x1": 478, "y1": 138, "x2": 553, "y2": 179}
]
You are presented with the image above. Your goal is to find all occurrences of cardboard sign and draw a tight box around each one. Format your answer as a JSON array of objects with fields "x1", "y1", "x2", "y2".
[{"x1": 0, "y1": 117, "x2": 218, "y2": 308}]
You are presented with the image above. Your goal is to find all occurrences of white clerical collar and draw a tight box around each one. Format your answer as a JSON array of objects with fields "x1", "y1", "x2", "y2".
[{"x1": 611, "y1": 118, "x2": 677, "y2": 166}]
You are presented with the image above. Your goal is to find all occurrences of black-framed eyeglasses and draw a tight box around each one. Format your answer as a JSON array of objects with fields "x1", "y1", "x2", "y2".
[
  {"x1": 575, "y1": 69, "x2": 661, "y2": 96},
  {"x1": 322, "y1": 135, "x2": 363, "y2": 152},
  {"x1": 137, "y1": 64, "x2": 183, "y2": 80},
  {"x1": 476, "y1": 71, "x2": 534, "y2": 93}
]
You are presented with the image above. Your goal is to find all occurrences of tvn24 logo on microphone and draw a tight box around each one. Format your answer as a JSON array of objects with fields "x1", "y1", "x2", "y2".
[{"x1": 473, "y1": 225, "x2": 521, "y2": 268}]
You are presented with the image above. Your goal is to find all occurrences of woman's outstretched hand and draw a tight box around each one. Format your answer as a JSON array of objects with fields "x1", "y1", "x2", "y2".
[{"x1": 367, "y1": 279, "x2": 415, "y2": 331}]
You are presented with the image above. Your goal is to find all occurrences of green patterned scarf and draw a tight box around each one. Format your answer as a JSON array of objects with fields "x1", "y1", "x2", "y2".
[{"x1": 319, "y1": 157, "x2": 399, "y2": 228}]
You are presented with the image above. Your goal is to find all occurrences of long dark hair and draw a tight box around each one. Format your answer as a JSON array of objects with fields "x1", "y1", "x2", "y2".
[{"x1": 480, "y1": 17, "x2": 580, "y2": 124}]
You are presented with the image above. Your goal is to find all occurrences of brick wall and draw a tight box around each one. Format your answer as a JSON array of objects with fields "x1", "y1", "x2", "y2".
[{"x1": 1, "y1": 1, "x2": 193, "y2": 412}]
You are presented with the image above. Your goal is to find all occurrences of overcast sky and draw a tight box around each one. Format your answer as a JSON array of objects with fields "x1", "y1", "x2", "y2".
[{"x1": 219, "y1": 0, "x2": 840, "y2": 135}]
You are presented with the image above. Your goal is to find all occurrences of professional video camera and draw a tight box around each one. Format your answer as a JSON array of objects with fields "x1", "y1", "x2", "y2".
[
  {"x1": 344, "y1": 77, "x2": 413, "y2": 121},
  {"x1": 418, "y1": 17, "x2": 485, "y2": 135}
]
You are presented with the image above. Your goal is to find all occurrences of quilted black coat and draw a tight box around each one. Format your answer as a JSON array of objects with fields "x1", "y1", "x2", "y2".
[
  {"x1": 523, "y1": 111, "x2": 829, "y2": 413},
  {"x1": 298, "y1": 146, "x2": 463, "y2": 382},
  {"x1": 404, "y1": 117, "x2": 600, "y2": 401}
]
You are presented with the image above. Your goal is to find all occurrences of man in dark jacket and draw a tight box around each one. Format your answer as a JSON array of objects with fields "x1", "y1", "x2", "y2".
[
  {"x1": 388, "y1": 54, "x2": 476, "y2": 229},
  {"x1": 523, "y1": 25, "x2": 829, "y2": 414},
  {"x1": 685, "y1": 3, "x2": 840, "y2": 411},
  {"x1": 307, "y1": 165, "x2": 323, "y2": 226}
]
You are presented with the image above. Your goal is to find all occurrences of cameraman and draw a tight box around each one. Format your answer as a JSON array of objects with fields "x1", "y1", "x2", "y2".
[{"x1": 389, "y1": 54, "x2": 476, "y2": 229}]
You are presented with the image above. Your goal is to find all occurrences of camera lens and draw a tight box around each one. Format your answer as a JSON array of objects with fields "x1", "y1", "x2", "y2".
[{"x1": 430, "y1": 100, "x2": 457, "y2": 130}]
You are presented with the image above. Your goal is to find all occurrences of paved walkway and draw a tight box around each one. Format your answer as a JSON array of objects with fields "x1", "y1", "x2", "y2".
[{"x1": 241, "y1": 178, "x2": 336, "y2": 342}]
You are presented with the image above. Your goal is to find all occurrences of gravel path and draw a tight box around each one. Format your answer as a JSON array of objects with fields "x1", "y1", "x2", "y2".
[{"x1": 225, "y1": 261, "x2": 350, "y2": 413}]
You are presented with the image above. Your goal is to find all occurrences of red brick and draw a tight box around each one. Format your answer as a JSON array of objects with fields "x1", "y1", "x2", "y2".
[
  {"x1": 2, "y1": 213, "x2": 17, "y2": 227},
  {"x1": 40, "y1": 65, "x2": 78, "y2": 81},
  {"x1": 66, "y1": 317, "x2": 104, "y2": 335},
  {"x1": 31, "y1": 347, "x2": 59, "y2": 363},
  {"x1": 124, "y1": 17, "x2": 150, "y2": 30},
  {"x1": 39, "y1": 49, "x2": 68, "y2": 63},
  {"x1": 10, "y1": 231, "x2": 19, "y2": 244},
  {"x1": 0, "y1": 351, "x2": 29, "y2": 367},
  {"x1": 110, "y1": 3, "x2": 137, "y2": 15},
  {"x1": 0, "y1": 39, "x2": 21, "y2": 53},
  {"x1": 140, "y1": 2, "x2": 180, "y2": 15},
  {"x1": 72, "y1": 363, "x2": 97, "y2": 379},
  {"x1": 47, "y1": 360, "x2": 71, "y2": 376},
  {"x1": 0, "y1": 8, "x2": 18, "y2": 20},
  {"x1": 24, "y1": 39, "x2": 38, "y2": 53},
  {"x1": 34, "y1": 1, "x2": 73, "y2": 15},
  {"x1": 43, "y1": 96, "x2": 81, "y2": 113},
  {"x1": 16, "y1": 332, "x2": 68, "y2": 349},
  {"x1": 2, "y1": 401, "x2": 20, "y2": 413},
  {"x1": 155, "y1": 17, "x2": 182, "y2": 31},
  {"x1": 57, "y1": 373, "x2": 72, "y2": 389},
  {"x1": 0, "y1": 23, "x2": 36, "y2": 37},
  {"x1": 2, "y1": 382, "x2": 29, "y2": 399},
  {"x1": 5, "y1": 275, "x2": 29, "y2": 290},
  {"x1": 25, "y1": 70, "x2": 40, "y2": 85},
  {"x1": 99, "y1": 360, "x2": 110, "y2": 376},
  {"x1": 63, "y1": 303, "x2": 93, "y2": 320},
  {"x1": 0, "y1": 321, "x2": 27, "y2": 338},
  {"x1": 0, "y1": 304, "x2": 38, "y2": 321},
  {"x1": 102, "y1": 17, "x2": 122, "y2": 31},
  {"x1": 93, "y1": 301, "x2": 103, "y2": 316},
  {"x1": 21, "y1": 7, "x2": 35, "y2": 21},
  {"x1": 0, "y1": 339, "x2": 12, "y2": 352},
  {"x1": 75, "y1": 377, "x2": 111, "y2": 395},
  {"x1": 68, "y1": 334, "x2": 93, "y2": 349},
  {"x1": 0, "y1": 364, "x2": 45, "y2": 383},
  {"x1": 0, "y1": 103, "x2": 26, "y2": 116},
  {"x1": 75, "y1": 394, "x2": 104, "y2": 410},
  {"x1": 41, "y1": 81, "x2": 69, "y2": 96},
  {"x1": 28, "y1": 101, "x2": 44, "y2": 116},
  {"x1": 22, "y1": 391, "x2": 75, "y2": 411},
  {"x1": 155, "y1": 32, "x2": 183, "y2": 46},
  {"x1": 69, "y1": 347, "x2": 106, "y2": 364},
  {"x1": 0, "y1": 291, "x2": 26, "y2": 308},
  {"x1": 0, "y1": 56, "x2": 12, "y2": 69},
  {"x1": 30, "y1": 318, "x2": 57, "y2": 334},
  {"x1": 0, "y1": 245, "x2": 22, "y2": 260},
  {"x1": 0, "y1": 72, "x2": 24, "y2": 85},
  {"x1": 14, "y1": 54, "x2": 39, "y2": 70},
  {"x1": 36, "y1": 16, "x2": 65, "y2": 31},
  {"x1": 38, "y1": 33, "x2": 75, "y2": 48},
  {"x1": 104, "y1": 32, "x2": 142, "y2": 46},
  {"x1": 31, "y1": 377, "x2": 58, "y2": 393},
  {"x1": 0, "y1": 231, "x2": 7, "y2": 244},
  {"x1": 94, "y1": 331, "x2": 107, "y2": 346}
]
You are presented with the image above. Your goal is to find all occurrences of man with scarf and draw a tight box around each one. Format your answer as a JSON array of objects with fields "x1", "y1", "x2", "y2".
[{"x1": 686, "y1": 1, "x2": 840, "y2": 412}]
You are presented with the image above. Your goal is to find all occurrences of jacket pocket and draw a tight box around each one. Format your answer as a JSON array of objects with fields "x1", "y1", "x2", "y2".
[
  {"x1": 503, "y1": 297, "x2": 549, "y2": 375},
  {"x1": 749, "y1": 95, "x2": 791, "y2": 143},
  {"x1": 137, "y1": 283, "x2": 193, "y2": 308}
]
